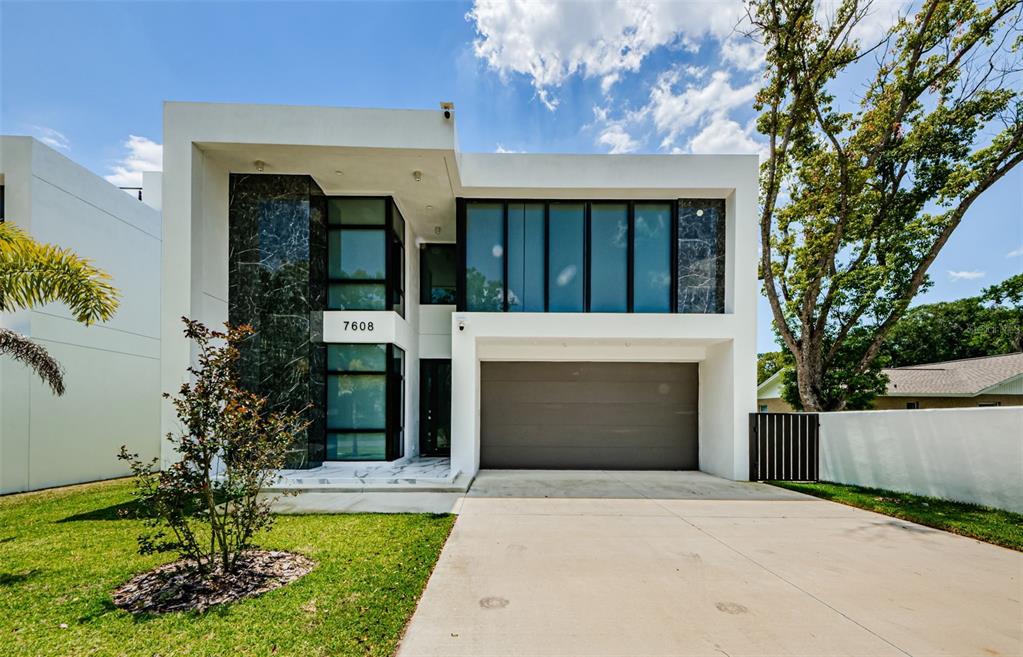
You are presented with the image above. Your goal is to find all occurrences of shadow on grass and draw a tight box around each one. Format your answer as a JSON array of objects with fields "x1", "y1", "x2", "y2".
[
  {"x1": 0, "y1": 569, "x2": 38, "y2": 586},
  {"x1": 57, "y1": 500, "x2": 154, "y2": 523}
]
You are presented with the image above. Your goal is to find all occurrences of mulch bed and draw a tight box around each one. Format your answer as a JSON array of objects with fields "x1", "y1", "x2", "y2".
[{"x1": 112, "y1": 550, "x2": 315, "y2": 614}]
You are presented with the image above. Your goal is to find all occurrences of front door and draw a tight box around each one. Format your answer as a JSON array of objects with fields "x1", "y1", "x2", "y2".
[{"x1": 419, "y1": 359, "x2": 451, "y2": 456}]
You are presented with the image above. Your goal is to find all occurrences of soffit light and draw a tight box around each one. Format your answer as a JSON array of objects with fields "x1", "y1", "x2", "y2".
[{"x1": 413, "y1": 170, "x2": 423, "y2": 182}]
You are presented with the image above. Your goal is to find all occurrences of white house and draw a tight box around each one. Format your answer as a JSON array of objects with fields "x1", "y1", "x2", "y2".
[
  {"x1": 160, "y1": 102, "x2": 758, "y2": 485},
  {"x1": 0, "y1": 136, "x2": 162, "y2": 494}
]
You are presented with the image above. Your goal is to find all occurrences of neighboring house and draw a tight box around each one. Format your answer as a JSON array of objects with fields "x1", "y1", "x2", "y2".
[
  {"x1": 758, "y1": 352, "x2": 1023, "y2": 412},
  {"x1": 0, "y1": 136, "x2": 162, "y2": 494},
  {"x1": 161, "y1": 102, "x2": 758, "y2": 482}
]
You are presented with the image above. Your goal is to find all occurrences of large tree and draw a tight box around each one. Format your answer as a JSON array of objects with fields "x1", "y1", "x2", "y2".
[
  {"x1": 752, "y1": 0, "x2": 1023, "y2": 411},
  {"x1": 0, "y1": 222, "x2": 119, "y2": 394}
]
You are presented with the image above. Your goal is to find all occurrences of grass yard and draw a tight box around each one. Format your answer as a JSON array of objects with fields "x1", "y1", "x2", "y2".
[
  {"x1": 771, "y1": 480, "x2": 1023, "y2": 551},
  {"x1": 0, "y1": 478, "x2": 455, "y2": 657}
]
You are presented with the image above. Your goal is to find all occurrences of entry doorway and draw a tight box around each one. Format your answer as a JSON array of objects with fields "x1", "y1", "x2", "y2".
[{"x1": 419, "y1": 359, "x2": 451, "y2": 456}]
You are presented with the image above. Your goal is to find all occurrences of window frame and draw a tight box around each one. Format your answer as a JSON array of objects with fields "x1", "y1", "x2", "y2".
[
  {"x1": 323, "y1": 342, "x2": 405, "y2": 461},
  {"x1": 326, "y1": 197, "x2": 406, "y2": 318},
  {"x1": 419, "y1": 242, "x2": 458, "y2": 305},
  {"x1": 457, "y1": 198, "x2": 684, "y2": 313}
]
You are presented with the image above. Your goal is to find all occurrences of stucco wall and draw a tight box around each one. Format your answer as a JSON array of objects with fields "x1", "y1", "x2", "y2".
[
  {"x1": 0, "y1": 137, "x2": 161, "y2": 494},
  {"x1": 819, "y1": 407, "x2": 1023, "y2": 512}
]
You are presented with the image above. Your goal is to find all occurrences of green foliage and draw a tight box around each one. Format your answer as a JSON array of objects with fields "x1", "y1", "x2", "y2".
[
  {"x1": 753, "y1": 0, "x2": 1023, "y2": 410},
  {"x1": 880, "y1": 274, "x2": 1023, "y2": 366},
  {"x1": 119, "y1": 319, "x2": 308, "y2": 576},
  {"x1": 0, "y1": 222, "x2": 119, "y2": 395},
  {"x1": 0, "y1": 222, "x2": 119, "y2": 323},
  {"x1": 0, "y1": 479, "x2": 454, "y2": 657},
  {"x1": 771, "y1": 481, "x2": 1023, "y2": 551},
  {"x1": 757, "y1": 351, "x2": 788, "y2": 383}
]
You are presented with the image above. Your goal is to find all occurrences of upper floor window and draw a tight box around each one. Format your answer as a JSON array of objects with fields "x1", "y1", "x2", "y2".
[
  {"x1": 457, "y1": 198, "x2": 724, "y2": 313},
  {"x1": 420, "y1": 243, "x2": 456, "y2": 304},
  {"x1": 327, "y1": 198, "x2": 405, "y2": 316}
]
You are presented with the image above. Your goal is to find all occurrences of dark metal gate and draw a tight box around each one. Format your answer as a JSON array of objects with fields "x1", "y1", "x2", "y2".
[{"x1": 748, "y1": 413, "x2": 819, "y2": 481}]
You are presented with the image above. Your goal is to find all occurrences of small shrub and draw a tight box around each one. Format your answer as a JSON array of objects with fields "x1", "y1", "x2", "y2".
[{"x1": 120, "y1": 318, "x2": 307, "y2": 575}]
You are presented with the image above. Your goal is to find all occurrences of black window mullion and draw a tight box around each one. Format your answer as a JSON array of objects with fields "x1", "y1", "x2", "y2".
[
  {"x1": 502, "y1": 201, "x2": 509, "y2": 312},
  {"x1": 543, "y1": 202, "x2": 550, "y2": 312},
  {"x1": 627, "y1": 201, "x2": 635, "y2": 313},
  {"x1": 583, "y1": 202, "x2": 591, "y2": 313},
  {"x1": 456, "y1": 198, "x2": 466, "y2": 311},
  {"x1": 671, "y1": 199, "x2": 679, "y2": 313},
  {"x1": 384, "y1": 203, "x2": 393, "y2": 317}
]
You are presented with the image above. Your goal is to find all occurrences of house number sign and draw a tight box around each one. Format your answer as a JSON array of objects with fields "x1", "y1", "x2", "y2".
[{"x1": 343, "y1": 320, "x2": 375, "y2": 332}]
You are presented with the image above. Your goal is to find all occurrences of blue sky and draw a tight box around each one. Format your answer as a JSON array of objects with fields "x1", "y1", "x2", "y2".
[{"x1": 2, "y1": 1, "x2": 1020, "y2": 352}]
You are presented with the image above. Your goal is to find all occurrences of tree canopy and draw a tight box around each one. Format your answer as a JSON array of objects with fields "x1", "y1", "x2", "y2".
[{"x1": 752, "y1": 0, "x2": 1023, "y2": 411}]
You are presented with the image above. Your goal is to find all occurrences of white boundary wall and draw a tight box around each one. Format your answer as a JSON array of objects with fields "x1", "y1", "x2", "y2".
[
  {"x1": 820, "y1": 407, "x2": 1023, "y2": 512},
  {"x1": 0, "y1": 137, "x2": 162, "y2": 494}
]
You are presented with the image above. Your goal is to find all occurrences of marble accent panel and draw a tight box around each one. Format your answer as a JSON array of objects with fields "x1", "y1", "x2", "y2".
[
  {"x1": 229, "y1": 174, "x2": 326, "y2": 468},
  {"x1": 677, "y1": 199, "x2": 726, "y2": 314}
]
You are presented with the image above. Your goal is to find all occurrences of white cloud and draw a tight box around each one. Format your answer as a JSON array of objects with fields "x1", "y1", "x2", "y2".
[
  {"x1": 494, "y1": 143, "x2": 523, "y2": 153},
  {"x1": 948, "y1": 270, "x2": 985, "y2": 281},
  {"x1": 1007, "y1": 246, "x2": 1023, "y2": 258},
  {"x1": 647, "y1": 68, "x2": 760, "y2": 150},
  {"x1": 466, "y1": 0, "x2": 744, "y2": 110},
  {"x1": 104, "y1": 135, "x2": 162, "y2": 188},
  {"x1": 687, "y1": 116, "x2": 762, "y2": 155},
  {"x1": 28, "y1": 125, "x2": 70, "y2": 151},
  {"x1": 597, "y1": 123, "x2": 641, "y2": 154},
  {"x1": 720, "y1": 37, "x2": 765, "y2": 71}
]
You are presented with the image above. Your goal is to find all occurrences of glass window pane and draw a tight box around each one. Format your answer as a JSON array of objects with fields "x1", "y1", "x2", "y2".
[
  {"x1": 633, "y1": 203, "x2": 672, "y2": 313},
  {"x1": 507, "y1": 203, "x2": 545, "y2": 312},
  {"x1": 328, "y1": 283, "x2": 386, "y2": 310},
  {"x1": 589, "y1": 203, "x2": 628, "y2": 312},
  {"x1": 327, "y1": 344, "x2": 386, "y2": 372},
  {"x1": 466, "y1": 202, "x2": 505, "y2": 311},
  {"x1": 328, "y1": 198, "x2": 385, "y2": 225},
  {"x1": 327, "y1": 374, "x2": 386, "y2": 429},
  {"x1": 327, "y1": 432, "x2": 386, "y2": 460},
  {"x1": 548, "y1": 203, "x2": 584, "y2": 312},
  {"x1": 330, "y1": 229, "x2": 384, "y2": 279},
  {"x1": 421, "y1": 244, "x2": 456, "y2": 304}
]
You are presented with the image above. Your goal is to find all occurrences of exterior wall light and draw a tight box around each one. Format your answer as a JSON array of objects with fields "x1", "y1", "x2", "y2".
[
  {"x1": 254, "y1": 160, "x2": 265, "y2": 172},
  {"x1": 413, "y1": 170, "x2": 423, "y2": 182}
]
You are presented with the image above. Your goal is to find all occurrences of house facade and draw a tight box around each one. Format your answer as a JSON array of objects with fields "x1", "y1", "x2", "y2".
[
  {"x1": 0, "y1": 136, "x2": 162, "y2": 493},
  {"x1": 161, "y1": 102, "x2": 758, "y2": 482},
  {"x1": 758, "y1": 352, "x2": 1023, "y2": 412}
]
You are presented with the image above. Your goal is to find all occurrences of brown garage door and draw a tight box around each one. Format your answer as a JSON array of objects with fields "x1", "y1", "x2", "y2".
[{"x1": 480, "y1": 362, "x2": 698, "y2": 470}]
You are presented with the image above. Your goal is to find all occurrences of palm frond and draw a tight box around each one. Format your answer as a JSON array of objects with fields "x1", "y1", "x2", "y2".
[
  {"x1": 0, "y1": 222, "x2": 119, "y2": 324},
  {"x1": 0, "y1": 328, "x2": 65, "y2": 395}
]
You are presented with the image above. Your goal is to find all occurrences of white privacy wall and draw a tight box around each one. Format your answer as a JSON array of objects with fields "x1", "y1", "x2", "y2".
[
  {"x1": 0, "y1": 137, "x2": 162, "y2": 494},
  {"x1": 820, "y1": 407, "x2": 1023, "y2": 513}
]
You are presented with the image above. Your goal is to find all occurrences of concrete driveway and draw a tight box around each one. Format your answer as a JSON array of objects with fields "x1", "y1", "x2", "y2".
[{"x1": 398, "y1": 470, "x2": 1022, "y2": 657}]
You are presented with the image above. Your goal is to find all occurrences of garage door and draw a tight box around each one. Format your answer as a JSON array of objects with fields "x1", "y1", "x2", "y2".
[{"x1": 480, "y1": 362, "x2": 698, "y2": 470}]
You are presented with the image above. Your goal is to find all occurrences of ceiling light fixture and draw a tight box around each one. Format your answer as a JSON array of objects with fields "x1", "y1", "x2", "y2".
[
  {"x1": 254, "y1": 160, "x2": 265, "y2": 172},
  {"x1": 334, "y1": 170, "x2": 344, "y2": 176},
  {"x1": 413, "y1": 170, "x2": 423, "y2": 182}
]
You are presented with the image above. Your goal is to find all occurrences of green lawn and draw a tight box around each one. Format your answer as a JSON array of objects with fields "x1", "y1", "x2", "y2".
[
  {"x1": 0, "y1": 479, "x2": 455, "y2": 657},
  {"x1": 771, "y1": 480, "x2": 1023, "y2": 551}
]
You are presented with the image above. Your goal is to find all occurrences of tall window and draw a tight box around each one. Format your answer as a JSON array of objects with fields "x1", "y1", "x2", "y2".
[
  {"x1": 420, "y1": 244, "x2": 457, "y2": 304},
  {"x1": 325, "y1": 343, "x2": 404, "y2": 461},
  {"x1": 507, "y1": 203, "x2": 545, "y2": 311},
  {"x1": 465, "y1": 202, "x2": 504, "y2": 311},
  {"x1": 589, "y1": 203, "x2": 628, "y2": 312},
  {"x1": 327, "y1": 198, "x2": 405, "y2": 316},
  {"x1": 633, "y1": 203, "x2": 672, "y2": 312},
  {"x1": 548, "y1": 203, "x2": 585, "y2": 312}
]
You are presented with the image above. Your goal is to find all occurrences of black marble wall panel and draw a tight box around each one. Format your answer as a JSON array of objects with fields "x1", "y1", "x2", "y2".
[
  {"x1": 229, "y1": 174, "x2": 326, "y2": 468},
  {"x1": 677, "y1": 199, "x2": 726, "y2": 314}
]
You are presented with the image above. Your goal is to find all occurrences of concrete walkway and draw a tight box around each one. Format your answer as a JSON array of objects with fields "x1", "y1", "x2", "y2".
[{"x1": 397, "y1": 470, "x2": 1022, "y2": 657}]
